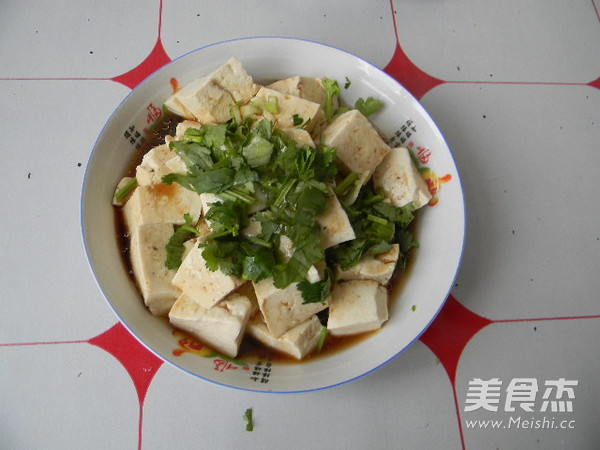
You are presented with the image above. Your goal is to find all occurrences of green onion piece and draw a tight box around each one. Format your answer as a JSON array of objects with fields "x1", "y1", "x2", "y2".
[
  {"x1": 207, "y1": 230, "x2": 233, "y2": 239},
  {"x1": 367, "y1": 214, "x2": 389, "y2": 226},
  {"x1": 240, "y1": 103, "x2": 261, "y2": 118},
  {"x1": 364, "y1": 194, "x2": 386, "y2": 206},
  {"x1": 179, "y1": 224, "x2": 202, "y2": 235},
  {"x1": 265, "y1": 95, "x2": 279, "y2": 114},
  {"x1": 334, "y1": 172, "x2": 358, "y2": 196},
  {"x1": 115, "y1": 177, "x2": 137, "y2": 203},
  {"x1": 273, "y1": 179, "x2": 296, "y2": 208},
  {"x1": 230, "y1": 105, "x2": 242, "y2": 124},
  {"x1": 248, "y1": 236, "x2": 272, "y2": 248},
  {"x1": 221, "y1": 188, "x2": 254, "y2": 205},
  {"x1": 316, "y1": 327, "x2": 328, "y2": 352}
]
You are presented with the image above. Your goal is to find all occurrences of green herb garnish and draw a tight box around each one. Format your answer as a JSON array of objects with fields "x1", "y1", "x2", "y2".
[
  {"x1": 243, "y1": 408, "x2": 254, "y2": 431},
  {"x1": 354, "y1": 97, "x2": 383, "y2": 116},
  {"x1": 165, "y1": 213, "x2": 200, "y2": 270},
  {"x1": 114, "y1": 177, "x2": 137, "y2": 203}
]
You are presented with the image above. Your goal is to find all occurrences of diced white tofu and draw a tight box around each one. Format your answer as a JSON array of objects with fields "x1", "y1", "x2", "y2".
[
  {"x1": 321, "y1": 109, "x2": 391, "y2": 177},
  {"x1": 252, "y1": 87, "x2": 323, "y2": 133},
  {"x1": 373, "y1": 147, "x2": 432, "y2": 209},
  {"x1": 297, "y1": 77, "x2": 333, "y2": 109},
  {"x1": 165, "y1": 58, "x2": 257, "y2": 122},
  {"x1": 164, "y1": 76, "x2": 235, "y2": 124},
  {"x1": 169, "y1": 292, "x2": 256, "y2": 358},
  {"x1": 129, "y1": 223, "x2": 180, "y2": 316},
  {"x1": 267, "y1": 76, "x2": 301, "y2": 96},
  {"x1": 136, "y1": 144, "x2": 183, "y2": 186},
  {"x1": 280, "y1": 128, "x2": 315, "y2": 148},
  {"x1": 164, "y1": 155, "x2": 188, "y2": 175},
  {"x1": 112, "y1": 177, "x2": 135, "y2": 206},
  {"x1": 241, "y1": 219, "x2": 262, "y2": 238},
  {"x1": 171, "y1": 244, "x2": 245, "y2": 309},
  {"x1": 248, "y1": 186, "x2": 267, "y2": 214},
  {"x1": 327, "y1": 280, "x2": 389, "y2": 336},
  {"x1": 336, "y1": 244, "x2": 399, "y2": 285},
  {"x1": 209, "y1": 57, "x2": 258, "y2": 103},
  {"x1": 267, "y1": 76, "x2": 335, "y2": 110},
  {"x1": 316, "y1": 194, "x2": 356, "y2": 248},
  {"x1": 247, "y1": 315, "x2": 324, "y2": 360},
  {"x1": 278, "y1": 235, "x2": 295, "y2": 262},
  {"x1": 123, "y1": 183, "x2": 203, "y2": 233},
  {"x1": 252, "y1": 267, "x2": 327, "y2": 337}
]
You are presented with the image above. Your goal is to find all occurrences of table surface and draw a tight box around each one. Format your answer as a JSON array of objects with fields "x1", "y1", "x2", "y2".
[{"x1": 1, "y1": 1, "x2": 599, "y2": 449}]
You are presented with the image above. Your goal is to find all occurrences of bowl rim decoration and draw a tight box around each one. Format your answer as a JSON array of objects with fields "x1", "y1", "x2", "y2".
[{"x1": 81, "y1": 36, "x2": 466, "y2": 393}]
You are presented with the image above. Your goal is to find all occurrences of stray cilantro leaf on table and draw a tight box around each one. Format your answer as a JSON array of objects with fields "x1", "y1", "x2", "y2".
[{"x1": 243, "y1": 408, "x2": 254, "y2": 432}]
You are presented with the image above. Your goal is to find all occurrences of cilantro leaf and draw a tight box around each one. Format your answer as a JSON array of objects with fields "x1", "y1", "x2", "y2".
[
  {"x1": 297, "y1": 268, "x2": 332, "y2": 304},
  {"x1": 243, "y1": 408, "x2": 254, "y2": 432},
  {"x1": 327, "y1": 239, "x2": 368, "y2": 271},
  {"x1": 204, "y1": 200, "x2": 247, "y2": 238},
  {"x1": 165, "y1": 213, "x2": 197, "y2": 270},
  {"x1": 372, "y1": 201, "x2": 416, "y2": 227},
  {"x1": 169, "y1": 140, "x2": 213, "y2": 170},
  {"x1": 354, "y1": 97, "x2": 384, "y2": 116},
  {"x1": 242, "y1": 135, "x2": 274, "y2": 167}
]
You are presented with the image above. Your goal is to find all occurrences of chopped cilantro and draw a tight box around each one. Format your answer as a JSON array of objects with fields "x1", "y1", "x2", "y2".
[
  {"x1": 354, "y1": 97, "x2": 383, "y2": 117},
  {"x1": 297, "y1": 268, "x2": 332, "y2": 304},
  {"x1": 327, "y1": 182, "x2": 417, "y2": 271},
  {"x1": 243, "y1": 408, "x2": 254, "y2": 431},
  {"x1": 344, "y1": 76, "x2": 351, "y2": 89},
  {"x1": 165, "y1": 213, "x2": 199, "y2": 270}
]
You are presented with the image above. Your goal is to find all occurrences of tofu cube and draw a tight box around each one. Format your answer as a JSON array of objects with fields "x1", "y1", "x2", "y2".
[
  {"x1": 316, "y1": 194, "x2": 356, "y2": 248},
  {"x1": 267, "y1": 76, "x2": 335, "y2": 110},
  {"x1": 164, "y1": 155, "x2": 188, "y2": 176},
  {"x1": 165, "y1": 57, "x2": 258, "y2": 122},
  {"x1": 252, "y1": 87, "x2": 323, "y2": 133},
  {"x1": 336, "y1": 244, "x2": 399, "y2": 285},
  {"x1": 247, "y1": 315, "x2": 324, "y2": 360},
  {"x1": 129, "y1": 223, "x2": 180, "y2": 316},
  {"x1": 321, "y1": 109, "x2": 391, "y2": 177},
  {"x1": 241, "y1": 218, "x2": 262, "y2": 238},
  {"x1": 123, "y1": 183, "x2": 203, "y2": 232},
  {"x1": 171, "y1": 244, "x2": 245, "y2": 309},
  {"x1": 252, "y1": 267, "x2": 328, "y2": 337},
  {"x1": 164, "y1": 76, "x2": 235, "y2": 123},
  {"x1": 280, "y1": 128, "x2": 315, "y2": 148},
  {"x1": 209, "y1": 56, "x2": 258, "y2": 103},
  {"x1": 266, "y1": 76, "x2": 301, "y2": 96},
  {"x1": 373, "y1": 147, "x2": 432, "y2": 209},
  {"x1": 327, "y1": 280, "x2": 389, "y2": 336},
  {"x1": 136, "y1": 144, "x2": 184, "y2": 186},
  {"x1": 169, "y1": 292, "x2": 256, "y2": 358}
]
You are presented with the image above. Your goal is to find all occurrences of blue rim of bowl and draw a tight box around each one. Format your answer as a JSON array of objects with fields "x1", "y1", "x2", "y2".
[{"x1": 81, "y1": 35, "x2": 467, "y2": 394}]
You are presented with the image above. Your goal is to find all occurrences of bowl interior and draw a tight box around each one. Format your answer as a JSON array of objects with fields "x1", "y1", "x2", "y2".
[{"x1": 81, "y1": 37, "x2": 465, "y2": 393}]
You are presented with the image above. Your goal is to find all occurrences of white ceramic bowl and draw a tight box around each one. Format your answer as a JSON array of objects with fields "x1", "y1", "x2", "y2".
[{"x1": 81, "y1": 37, "x2": 465, "y2": 393}]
